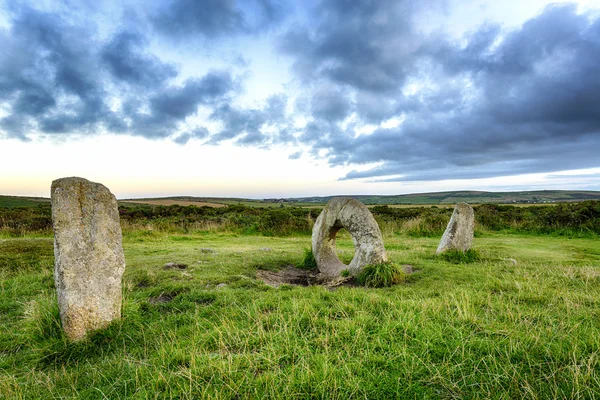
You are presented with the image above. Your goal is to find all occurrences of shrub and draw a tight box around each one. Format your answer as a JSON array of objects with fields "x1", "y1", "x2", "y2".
[
  {"x1": 356, "y1": 262, "x2": 406, "y2": 288},
  {"x1": 3, "y1": 200, "x2": 600, "y2": 237}
]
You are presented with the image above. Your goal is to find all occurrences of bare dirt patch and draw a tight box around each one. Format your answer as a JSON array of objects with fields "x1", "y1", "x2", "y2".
[
  {"x1": 256, "y1": 266, "x2": 319, "y2": 287},
  {"x1": 257, "y1": 264, "x2": 417, "y2": 289},
  {"x1": 163, "y1": 262, "x2": 188, "y2": 270},
  {"x1": 148, "y1": 292, "x2": 177, "y2": 304}
]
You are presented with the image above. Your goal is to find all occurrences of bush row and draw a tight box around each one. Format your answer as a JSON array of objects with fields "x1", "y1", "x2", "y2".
[{"x1": 1, "y1": 201, "x2": 599, "y2": 237}]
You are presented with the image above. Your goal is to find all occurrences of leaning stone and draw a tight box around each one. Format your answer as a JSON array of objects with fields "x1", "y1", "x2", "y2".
[
  {"x1": 436, "y1": 203, "x2": 475, "y2": 254},
  {"x1": 312, "y1": 197, "x2": 388, "y2": 278},
  {"x1": 51, "y1": 177, "x2": 125, "y2": 341}
]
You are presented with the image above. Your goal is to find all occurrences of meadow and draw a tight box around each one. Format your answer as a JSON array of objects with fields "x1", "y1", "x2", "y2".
[{"x1": 1, "y1": 201, "x2": 600, "y2": 398}]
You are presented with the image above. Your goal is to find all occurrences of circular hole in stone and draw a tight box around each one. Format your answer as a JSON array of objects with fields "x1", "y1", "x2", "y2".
[{"x1": 335, "y1": 227, "x2": 356, "y2": 265}]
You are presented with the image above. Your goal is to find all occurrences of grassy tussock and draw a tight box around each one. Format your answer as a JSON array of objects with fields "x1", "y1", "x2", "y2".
[
  {"x1": 297, "y1": 248, "x2": 317, "y2": 270},
  {"x1": 356, "y1": 262, "x2": 407, "y2": 287},
  {"x1": 439, "y1": 249, "x2": 481, "y2": 264}
]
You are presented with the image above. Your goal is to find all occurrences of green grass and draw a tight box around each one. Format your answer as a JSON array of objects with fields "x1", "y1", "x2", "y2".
[{"x1": 2, "y1": 232, "x2": 600, "y2": 398}]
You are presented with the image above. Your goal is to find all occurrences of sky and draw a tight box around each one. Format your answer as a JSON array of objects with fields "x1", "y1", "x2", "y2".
[{"x1": 1, "y1": 0, "x2": 600, "y2": 199}]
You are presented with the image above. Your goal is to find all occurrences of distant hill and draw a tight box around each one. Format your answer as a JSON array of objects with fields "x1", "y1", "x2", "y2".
[
  {"x1": 288, "y1": 190, "x2": 600, "y2": 205},
  {"x1": 3, "y1": 190, "x2": 600, "y2": 208}
]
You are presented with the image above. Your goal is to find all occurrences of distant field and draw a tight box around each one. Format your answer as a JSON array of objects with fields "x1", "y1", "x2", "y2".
[
  {"x1": 383, "y1": 204, "x2": 454, "y2": 209},
  {"x1": 121, "y1": 199, "x2": 226, "y2": 208},
  {"x1": 121, "y1": 198, "x2": 320, "y2": 208},
  {"x1": 382, "y1": 203, "x2": 559, "y2": 209},
  {"x1": 3, "y1": 189, "x2": 600, "y2": 209},
  {"x1": 0, "y1": 196, "x2": 49, "y2": 208}
]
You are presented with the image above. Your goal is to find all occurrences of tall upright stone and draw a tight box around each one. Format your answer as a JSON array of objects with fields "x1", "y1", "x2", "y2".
[
  {"x1": 436, "y1": 203, "x2": 475, "y2": 254},
  {"x1": 51, "y1": 177, "x2": 125, "y2": 341}
]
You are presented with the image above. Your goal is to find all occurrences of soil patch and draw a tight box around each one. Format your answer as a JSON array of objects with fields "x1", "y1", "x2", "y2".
[
  {"x1": 149, "y1": 293, "x2": 177, "y2": 304},
  {"x1": 257, "y1": 264, "x2": 417, "y2": 289},
  {"x1": 163, "y1": 262, "x2": 188, "y2": 270},
  {"x1": 256, "y1": 266, "x2": 318, "y2": 287},
  {"x1": 402, "y1": 264, "x2": 415, "y2": 274}
]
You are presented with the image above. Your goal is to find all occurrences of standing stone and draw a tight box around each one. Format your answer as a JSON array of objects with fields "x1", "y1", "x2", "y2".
[
  {"x1": 51, "y1": 177, "x2": 125, "y2": 341},
  {"x1": 436, "y1": 203, "x2": 475, "y2": 254},
  {"x1": 312, "y1": 197, "x2": 388, "y2": 278}
]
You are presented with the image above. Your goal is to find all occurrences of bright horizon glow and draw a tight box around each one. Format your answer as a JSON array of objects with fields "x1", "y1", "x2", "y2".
[{"x1": 2, "y1": 135, "x2": 600, "y2": 199}]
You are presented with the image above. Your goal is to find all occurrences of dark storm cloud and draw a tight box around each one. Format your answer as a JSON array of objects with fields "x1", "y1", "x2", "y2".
[
  {"x1": 279, "y1": 0, "x2": 424, "y2": 93},
  {"x1": 117, "y1": 71, "x2": 236, "y2": 139},
  {"x1": 0, "y1": 5, "x2": 243, "y2": 141},
  {"x1": 101, "y1": 31, "x2": 177, "y2": 86},
  {"x1": 279, "y1": 2, "x2": 600, "y2": 181},
  {"x1": 209, "y1": 103, "x2": 267, "y2": 144},
  {"x1": 150, "y1": 72, "x2": 235, "y2": 119},
  {"x1": 0, "y1": 114, "x2": 32, "y2": 141},
  {"x1": 152, "y1": 0, "x2": 287, "y2": 39},
  {"x1": 0, "y1": 7, "x2": 113, "y2": 137},
  {"x1": 310, "y1": 86, "x2": 352, "y2": 122},
  {"x1": 208, "y1": 93, "x2": 291, "y2": 146}
]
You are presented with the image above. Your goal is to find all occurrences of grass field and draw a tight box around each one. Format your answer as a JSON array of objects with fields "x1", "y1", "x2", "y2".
[{"x1": 1, "y1": 229, "x2": 600, "y2": 399}]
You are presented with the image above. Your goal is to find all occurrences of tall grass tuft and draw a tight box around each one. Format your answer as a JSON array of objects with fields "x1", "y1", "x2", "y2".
[
  {"x1": 22, "y1": 295, "x2": 63, "y2": 342},
  {"x1": 356, "y1": 262, "x2": 406, "y2": 287},
  {"x1": 298, "y1": 248, "x2": 317, "y2": 270}
]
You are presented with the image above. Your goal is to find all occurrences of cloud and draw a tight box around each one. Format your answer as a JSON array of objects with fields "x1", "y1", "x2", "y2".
[
  {"x1": 208, "y1": 93, "x2": 291, "y2": 146},
  {"x1": 310, "y1": 85, "x2": 352, "y2": 122},
  {"x1": 173, "y1": 127, "x2": 209, "y2": 145},
  {"x1": 1, "y1": 1, "x2": 599, "y2": 187},
  {"x1": 278, "y1": 2, "x2": 600, "y2": 181},
  {"x1": 288, "y1": 150, "x2": 302, "y2": 160},
  {"x1": 0, "y1": 7, "x2": 115, "y2": 137},
  {"x1": 117, "y1": 71, "x2": 236, "y2": 139},
  {"x1": 0, "y1": 6, "x2": 237, "y2": 141},
  {"x1": 279, "y1": 0, "x2": 429, "y2": 93},
  {"x1": 101, "y1": 31, "x2": 177, "y2": 87},
  {"x1": 150, "y1": 72, "x2": 234, "y2": 119},
  {"x1": 152, "y1": 0, "x2": 287, "y2": 39}
]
